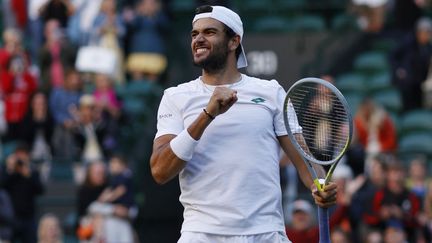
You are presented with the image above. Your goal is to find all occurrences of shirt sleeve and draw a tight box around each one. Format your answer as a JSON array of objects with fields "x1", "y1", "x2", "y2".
[
  {"x1": 154, "y1": 91, "x2": 184, "y2": 139},
  {"x1": 274, "y1": 83, "x2": 302, "y2": 136}
]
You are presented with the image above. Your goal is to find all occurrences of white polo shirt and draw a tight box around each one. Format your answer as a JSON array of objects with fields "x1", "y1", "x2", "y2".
[{"x1": 155, "y1": 74, "x2": 301, "y2": 235}]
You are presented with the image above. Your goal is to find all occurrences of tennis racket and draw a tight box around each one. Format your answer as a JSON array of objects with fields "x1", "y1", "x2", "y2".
[{"x1": 283, "y1": 77, "x2": 353, "y2": 243}]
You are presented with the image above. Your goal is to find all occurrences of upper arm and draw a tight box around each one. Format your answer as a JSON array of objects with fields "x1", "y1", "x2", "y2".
[{"x1": 278, "y1": 135, "x2": 304, "y2": 170}]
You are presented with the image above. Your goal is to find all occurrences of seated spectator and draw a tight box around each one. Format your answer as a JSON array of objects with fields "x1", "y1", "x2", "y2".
[
  {"x1": 76, "y1": 161, "x2": 107, "y2": 219},
  {"x1": 19, "y1": 91, "x2": 55, "y2": 182},
  {"x1": 1, "y1": 0, "x2": 27, "y2": 31},
  {"x1": 76, "y1": 160, "x2": 135, "y2": 243},
  {"x1": 350, "y1": 0, "x2": 389, "y2": 33},
  {"x1": 71, "y1": 94, "x2": 118, "y2": 163},
  {"x1": 0, "y1": 28, "x2": 25, "y2": 72},
  {"x1": 93, "y1": 73, "x2": 122, "y2": 120},
  {"x1": 364, "y1": 228, "x2": 383, "y2": 243},
  {"x1": 39, "y1": 0, "x2": 75, "y2": 28},
  {"x1": 286, "y1": 197, "x2": 351, "y2": 243},
  {"x1": 125, "y1": 0, "x2": 169, "y2": 82},
  {"x1": 37, "y1": 213, "x2": 63, "y2": 243},
  {"x1": 0, "y1": 143, "x2": 44, "y2": 243},
  {"x1": 19, "y1": 91, "x2": 54, "y2": 163},
  {"x1": 421, "y1": 180, "x2": 432, "y2": 242},
  {"x1": 350, "y1": 154, "x2": 388, "y2": 239},
  {"x1": 406, "y1": 156, "x2": 430, "y2": 201},
  {"x1": 92, "y1": 0, "x2": 126, "y2": 84},
  {"x1": 50, "y1": 68, "x2": 83, "y2": 160},
  {"x1": 39, "y1": 19, "x2": 77, "y2": 93},
  {"x1": 99, "y1": 155, "x2": 134, "y2": 209},
  {"x1": 66, "y1": 0, "x2": 103, "y2": 45},
  {"x1": 383, "y1": 220, "x2": 408, "y2": 243},
  {"x1": 331, "y1": 226, "x2": 352, "y2": 243},
  {"x1": 364, "y1": 160, "x2": 421, "y2": 242},
  {"x1": 390, "y1": 17, "x2": 432, "y2": 111},
  {"x1": 354, "y1": 98, "x2": 397, "y2": 164},
  {"x1": 1, "y1": 55, "x2": 37, "y2": 142}
]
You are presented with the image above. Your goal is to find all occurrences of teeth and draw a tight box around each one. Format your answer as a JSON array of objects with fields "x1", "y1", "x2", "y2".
[{"x1": 196, "y1": 48, "x2": 207, "y2": 54}]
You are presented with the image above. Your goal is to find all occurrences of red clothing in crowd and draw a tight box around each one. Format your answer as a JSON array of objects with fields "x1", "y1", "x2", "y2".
[
  {"x1": 11, "y1": 0, "x2": 28, "y2": 28},
  {"x1": 0, "y1": 71, "x2": 37, "y2": 123},
  {"x1": 363, "y1": 187, "x2": 420, "y2": 228},
  {"x1": 354, "y1": 114, "x2": 397, "y2": 153}
]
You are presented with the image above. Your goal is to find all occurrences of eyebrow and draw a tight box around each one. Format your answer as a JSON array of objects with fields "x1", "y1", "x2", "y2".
[{"x1": 191, "y1": 26, "x2": 223, "y2": 34}]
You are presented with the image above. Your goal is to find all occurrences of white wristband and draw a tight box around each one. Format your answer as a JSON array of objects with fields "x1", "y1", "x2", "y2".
[{"x1": 170, "y1": 129, "x2": 199, "y2": 161}]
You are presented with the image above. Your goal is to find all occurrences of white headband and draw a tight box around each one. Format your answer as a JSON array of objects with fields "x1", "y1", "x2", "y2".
[{"x1": 192, "y1": 6, "x2": 248, "y2": 68}]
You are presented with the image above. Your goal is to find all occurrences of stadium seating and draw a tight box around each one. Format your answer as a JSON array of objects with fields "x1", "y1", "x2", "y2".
[
  {"x1": 335, "y1": 72, "x2": 367, "y2": 94},
  {"x1": 353, "y1": 51, "x2": 389, "y2": 75},
  {"x1": 398, "y1": 109, "x2": 432, "y2": 137},
  {"x1": 372, "y1": 88, "x2": 402, "y2": 113},
  {"x1": 398, "y1": 132, "x2": 432, "y2": 160}
]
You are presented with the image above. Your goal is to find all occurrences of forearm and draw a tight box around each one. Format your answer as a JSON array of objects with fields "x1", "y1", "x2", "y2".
[{"x1": 150, "y1": 111, "x2": 213, "y2": 184}]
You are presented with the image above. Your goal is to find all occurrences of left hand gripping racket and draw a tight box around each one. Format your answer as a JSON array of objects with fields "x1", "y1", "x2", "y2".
[{"x1": 283, "y1": 77, "x2": 353, "y2": 243}]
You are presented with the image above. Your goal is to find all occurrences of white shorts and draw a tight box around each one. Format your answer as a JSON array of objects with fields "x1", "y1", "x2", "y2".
[{"x1": 178, "y1": 231, "x2": 292, "y2": 243}]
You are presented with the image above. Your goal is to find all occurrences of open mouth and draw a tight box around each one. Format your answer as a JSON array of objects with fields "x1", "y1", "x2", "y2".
[{"x1": 195, "y1": 47, "x2": 210, "y2": 56}]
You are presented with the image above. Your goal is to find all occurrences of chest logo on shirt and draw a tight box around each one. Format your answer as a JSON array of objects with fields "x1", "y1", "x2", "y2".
[{"x1": 251, "y1": 97, "x2": 266, "y2": 104}]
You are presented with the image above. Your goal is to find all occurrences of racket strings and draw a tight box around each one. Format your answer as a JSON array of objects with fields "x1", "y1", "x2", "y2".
[{"x1": 288, "y1": 84, "x2": 350, "y2": 162}]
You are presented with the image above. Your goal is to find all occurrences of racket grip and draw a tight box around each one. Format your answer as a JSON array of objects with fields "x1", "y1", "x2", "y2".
[{"x1": 318, "y1": 206, "x2": 330, "y2": 243}]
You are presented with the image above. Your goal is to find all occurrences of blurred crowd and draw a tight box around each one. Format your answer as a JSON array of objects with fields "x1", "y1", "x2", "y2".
[
  {"x1": 0, "y1": 0, "x2": 172, "y2": 242},
  {"x1": 282, "y1": 1, "x2": 432, "y2": 243},
  {"x1": 0, "y1": 0, "x2": 430, "y2": 242}
]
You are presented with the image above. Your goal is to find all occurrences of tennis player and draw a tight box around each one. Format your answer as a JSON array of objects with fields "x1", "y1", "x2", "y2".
[{"x1": 150, "y1": 5, "x2": 337, "y2": 243}]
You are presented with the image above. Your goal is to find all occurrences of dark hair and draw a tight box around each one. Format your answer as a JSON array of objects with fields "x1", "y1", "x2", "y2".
[{"x1": 194, "y1": 5, "x2": 242, "y2": 60}]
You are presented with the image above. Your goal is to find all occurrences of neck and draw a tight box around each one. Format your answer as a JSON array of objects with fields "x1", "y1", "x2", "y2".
[{"x1": 201, "y1": 64, "x2": 241, "y2": 86}]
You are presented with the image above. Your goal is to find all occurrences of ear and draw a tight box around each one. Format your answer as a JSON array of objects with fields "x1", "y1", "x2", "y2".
[{"x1": 228, "y1": 35, "x2": 241, "y2": 52}]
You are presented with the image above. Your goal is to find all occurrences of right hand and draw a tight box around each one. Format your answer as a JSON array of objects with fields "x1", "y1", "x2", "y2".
[{"x1": 206, "y1": 87, "x2": 238, "y2": 118}]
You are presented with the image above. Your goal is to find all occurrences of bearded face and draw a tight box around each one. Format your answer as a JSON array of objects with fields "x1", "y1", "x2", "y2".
[
  {"x1": 193, "y1": 35, "x2": 230, "y2": 73},
  {"x1": 191, "y1": 18, "x2": 233, "y2": 73}
]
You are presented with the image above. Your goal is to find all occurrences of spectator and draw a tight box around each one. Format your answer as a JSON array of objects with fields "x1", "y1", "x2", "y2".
[
  {"x1": 66, "y1": 0, "x2": 103, "y2": 45},
  {"x1": 0, "y1": 28, "x2": 25, "y2": 72},
  {"x1": 421, "y1": 180, "x2": 432, "y2": 242},
  {"x1": 383, "y1": 220, "x2": 408, "y2": 243},
  {"x1": 37, "y1": 213, "x2": 63, "y2": 243},
  {"x1": 99, "y1": 155, "x2": 134, "y2": 208},
  {"x1": 1, "y1": 55, "x2": 37, "y2": 142},
  {"x1": 39, "y1": 0, "x2": 75, "y2": 28},
  {"x1": 0, "y1": 143, "x2": 44, "y2": 243},
  {"x1": 71, "y1": 94, "x2": 117, "y2": 163},
  {"x1": 350, "y1": 0, "x2": 389, "y2": 33},
  {"x1": 76, "y1": 161, "x2": 107, "y2": 219},
  {"x1": 92, "y1": 0, "x2": 126, "y2": 84},
  {"x1": 350, "y1": 154, "x2": 388, "y2": 240},
  {"x1": 364, "y1": 229, "x2": 383, "y2": 243},
  {"x1": 93, "y1": 73, "x2": 122, "y2": 120},
  {"x1": 50, "y1": 68, "x2": 83, "y2": 160},
  {"x1": 364, "y1": 160, "x2": 421, "y2": 242},
  {"x1": 39, "y1": 19, "x2": 77, "y2": 93},
  {"x1": 406, "y1": 156, "x2": 430, "y2": 201},
  {"x1": 125, "y1": 0, "x2": 169, "y2": 82},
  {"x1": 354, "y1": 98, "x2": 397, "y2": 164},
  {"x1": 389, "y1": 0, "x2": 425, "y2": 34},
  {"x1": 1, "y1": 0, "x2": 27, "y2": 30},
  {"x1": 331, "y1": 227, "x2": 352, "y2": 243},
  {"x1": 27, "y1": 0, "x2": 50, "y2": 63},
  {"x1": 390, "y1": 17, "x2": 432, "y2": 111},
  {"x1": 19, "y1": 91, "x2": 54, "y2": 181},
  {"x1": 286, "y1": 198, "x2": 351, "y2": 243},
  {"x1": 76, "y1": 160, "x2": 135, "y2": 243}
]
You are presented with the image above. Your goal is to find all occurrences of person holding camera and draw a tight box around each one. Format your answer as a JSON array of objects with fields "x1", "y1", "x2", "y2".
[{"x1": 0, "y1": 143, "x2": 44, "y2": 243}]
